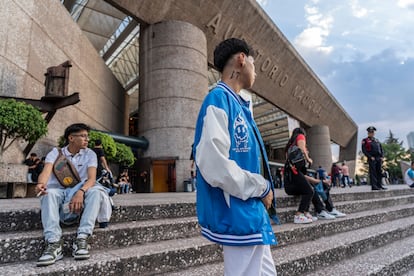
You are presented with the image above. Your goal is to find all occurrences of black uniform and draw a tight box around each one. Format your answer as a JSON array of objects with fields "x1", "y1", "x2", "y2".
[{"x1": 361, "y1": 136, "x2": 384, "y2": 190}]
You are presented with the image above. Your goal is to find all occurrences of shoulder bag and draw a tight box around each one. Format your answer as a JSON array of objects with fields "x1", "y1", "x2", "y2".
[{"x1": 53, "y1": 149, "x2": 81, "y2": 188}]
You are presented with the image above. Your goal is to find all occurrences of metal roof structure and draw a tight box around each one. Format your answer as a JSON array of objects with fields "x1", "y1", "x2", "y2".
[{"x1": 61, "y1": 0, "x2": 291, "y2": 154}]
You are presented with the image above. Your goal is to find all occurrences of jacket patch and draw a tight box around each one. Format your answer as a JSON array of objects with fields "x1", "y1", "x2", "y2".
[{"x1": 233, "y1": 113, "x2": 250, "y2": 153}]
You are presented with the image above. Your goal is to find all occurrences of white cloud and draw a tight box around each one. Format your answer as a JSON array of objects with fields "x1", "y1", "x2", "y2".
[
  {"x1": 350, "y1": 0, "x2": 369, "y2": 18},
  {"x1": 398, "y1": 0, "x2": 414, "y2": 8},
  {"x1": 294, "y1": 4, "x2": 333, "y2": 54}
]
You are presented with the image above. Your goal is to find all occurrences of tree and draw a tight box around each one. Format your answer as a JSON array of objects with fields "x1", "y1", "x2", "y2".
[
  {"x1": 0, "y1": 99, "x2": 48, "y2": 163},
  {"x1": 382, "y1": 130, "x2": 410, "y2": 181}
]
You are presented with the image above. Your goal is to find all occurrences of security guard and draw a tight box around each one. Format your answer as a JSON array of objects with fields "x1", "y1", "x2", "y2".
[{"x1": 361, "y1": 126, "x2": 387, "y2": 190}]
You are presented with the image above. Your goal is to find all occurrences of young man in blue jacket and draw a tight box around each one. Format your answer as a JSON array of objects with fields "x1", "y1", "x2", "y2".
[{"x1": 193, "y1": 38, "x2": 277, "y2": 275}]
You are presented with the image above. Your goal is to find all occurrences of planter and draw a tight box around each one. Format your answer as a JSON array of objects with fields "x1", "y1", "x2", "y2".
[{"x1": 0, "y1": 163, "x2": 28, "y2": 198}]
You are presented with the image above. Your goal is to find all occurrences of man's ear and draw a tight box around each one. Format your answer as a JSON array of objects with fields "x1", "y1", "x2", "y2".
[{"x1": 238, "y1": 53, "x2": 246, "y2": 67}]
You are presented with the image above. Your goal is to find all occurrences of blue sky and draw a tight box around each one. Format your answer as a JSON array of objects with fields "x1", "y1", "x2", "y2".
[{"x1": 257, "y1": 0, "x2": 414, "y2": 150}]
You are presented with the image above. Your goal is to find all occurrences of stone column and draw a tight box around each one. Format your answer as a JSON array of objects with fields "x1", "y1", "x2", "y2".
[
  {"x1": 306, "y1": 125, "x2": 332, "y2": 173},
  {"x1": 339, "y1": 131, "x2": 358, "y2": 178},
  {"x1": 139, "y1": 20, "x2": 208, "y2": 191}
]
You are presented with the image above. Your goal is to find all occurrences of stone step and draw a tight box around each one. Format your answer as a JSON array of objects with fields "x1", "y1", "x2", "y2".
[
  {"x1": 1, "y1": 187, "x2": 414, "y2": 232},
  {"x1": 2, "y1": 214, "x2": 414, "y2": 276},
  {"x1": 0, "y1": 202, "x2": 413, "y2": 270},
  {"x1": 163, "y1": 215, "x2": 414, "y2": 276},
  {"x1": 2, "y1": 196, "x2": 414, "y2": 265},
  {"x1": 306, "y1": 234, "x2": 414, "y2": 276}
]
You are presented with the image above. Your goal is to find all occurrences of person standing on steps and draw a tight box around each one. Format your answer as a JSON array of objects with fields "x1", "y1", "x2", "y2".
[
  {"x1": 193, "y1": 38, "x2": 278, "y2": 276},
  {"x1": 362, "y1": 126, "x2": 387, "y2": 190}
]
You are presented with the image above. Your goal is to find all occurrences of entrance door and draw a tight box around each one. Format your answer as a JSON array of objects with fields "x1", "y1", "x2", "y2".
[{"x1": 152, "y1": 160, "x2": 176, "y2": 192}]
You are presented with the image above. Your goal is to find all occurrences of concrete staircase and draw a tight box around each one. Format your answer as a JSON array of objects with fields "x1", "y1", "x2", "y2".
[{"x1": 1, "y1": 185, "x2": 414, "y2": 275}]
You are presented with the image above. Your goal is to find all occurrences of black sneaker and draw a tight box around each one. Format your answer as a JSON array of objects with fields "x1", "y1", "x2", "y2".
[
  {"x1": 99, "y1": 222, "x2": 109, "y2": 228},
  {"x1": 36, "y1": 240, "x2": 63, "y2": 266},
  {"x1": 72, "y1": 238, "x2": 90, "y2": 260}
]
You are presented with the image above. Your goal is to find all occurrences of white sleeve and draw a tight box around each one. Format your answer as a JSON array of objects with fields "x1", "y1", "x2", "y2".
[{"x1": 196, "y1": 105, "x2": 269, "y2": 201}]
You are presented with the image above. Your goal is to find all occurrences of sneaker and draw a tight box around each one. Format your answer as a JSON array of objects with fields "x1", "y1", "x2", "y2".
[
  {"x1": 36, "y1": 240, "x2": 63, "y2": 266},
  {"x1": 99, "y1": 222, "x2": 109, "y2": 228},
  {"x1": 317, "y1": 210, "x2": 336, "y2": 220},
  {"x1": 294, "y1": 213, "x2": 313, "y2": 224},
  {"x1": 305, "y1": 212, "x2": 318, "y2": 222},
  {"x1": 328, "y1": 208, "x2": 347, "y2": 218},
  {"x1": 72, "y1": 238, "x2": 90, "y2": 260}
]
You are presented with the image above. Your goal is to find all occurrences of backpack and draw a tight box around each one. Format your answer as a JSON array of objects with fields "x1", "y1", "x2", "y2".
[
  {"x1": 287, "y1": 145, "x2": 305, "y2": 168},
  {"x1": 53, "y1": 149, "x2": 81, "y2": 188}
]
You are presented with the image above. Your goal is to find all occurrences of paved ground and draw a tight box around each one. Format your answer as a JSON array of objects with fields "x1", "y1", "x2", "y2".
[{"x1": 0, "y1": 184, "x2": 410, "y2": 211}]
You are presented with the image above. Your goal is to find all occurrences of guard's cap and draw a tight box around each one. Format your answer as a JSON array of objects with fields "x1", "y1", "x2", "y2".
[{"x1": 367, "y1": 126, "x2": 377, "y2": 132}]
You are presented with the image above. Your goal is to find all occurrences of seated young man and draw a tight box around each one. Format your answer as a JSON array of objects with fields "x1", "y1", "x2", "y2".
[
  {"x1": 35, "y1": 123, "x2": 107, "y2": 266},
  {"x1": 305, "y1": 173, "x2": 347, "y2": 219}
]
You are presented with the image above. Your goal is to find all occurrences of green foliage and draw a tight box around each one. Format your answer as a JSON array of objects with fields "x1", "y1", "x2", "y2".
[
  {"x1": 58, "y1": 129, "x2": 135, "y2": 167},
  {"x1": 112, "y1": 142, "x2": 135, "y2": 167},
  {"x1": 382, "y1": 130, "x2": 410, "y2": 179},
  {"x1": 88, "y1": 130, "x2": 117, "y2": 159},
  {"x1": 0, "y1": 99, "x2": 48, "y2": 162}
]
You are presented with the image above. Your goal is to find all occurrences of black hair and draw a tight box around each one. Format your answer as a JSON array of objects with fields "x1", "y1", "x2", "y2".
[
  {"x1": 63, "y1": 123, "x2": 90, "y2": 145},
  {"x1": 213, "y1": 38, "x2": 254, "y2": 72},
  {"x1": 94, "y1": 139, "x2": 102, "y2": 146},
  {"x1": 284, "y1": 127, "x2": 306, "y2": 153}
]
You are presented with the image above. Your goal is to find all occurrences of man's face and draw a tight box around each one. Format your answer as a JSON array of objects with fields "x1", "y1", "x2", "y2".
[
  {"x1": 69, "y1": 130, "x2": 90, "y2": 149},
  {"x1": 368, "y1": 131, "x2": 375, "y2": 137},
  {"x1": 241, "y1": 54, "x2": 256, "y2": 89}
]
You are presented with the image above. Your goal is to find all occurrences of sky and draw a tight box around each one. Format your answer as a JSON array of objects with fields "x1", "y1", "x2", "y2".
[{"x1": 256, "y1": 0, "x2": 414, "y2": 151}]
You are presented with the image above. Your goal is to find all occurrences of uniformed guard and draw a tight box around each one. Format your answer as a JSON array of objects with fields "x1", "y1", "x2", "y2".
[{"x1": 361, "y1": 126, "x2": 387, "y2": 190}]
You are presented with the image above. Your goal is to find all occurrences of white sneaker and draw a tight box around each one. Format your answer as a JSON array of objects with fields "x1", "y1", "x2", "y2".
[
  {"x1": 317, "y1": 210, "x2": 336, "y2": 220},
  {"x1": 294, "y1": 213, "x2": 313, "y2": 224},
  {"x1": 329, "y1": 208, "x2": 346, "y2": 218},
  {"x1": 305, "y1": 212, "x2": 318, "y2": 222}
]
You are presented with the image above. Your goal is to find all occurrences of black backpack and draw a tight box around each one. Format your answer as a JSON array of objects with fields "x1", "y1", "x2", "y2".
[{"x1": 287, "y1": 145, "x2": 305, "y2": 168}]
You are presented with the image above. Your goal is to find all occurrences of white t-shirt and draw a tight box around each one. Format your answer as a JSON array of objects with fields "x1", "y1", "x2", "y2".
[
  {"x1": 404, "y1": 168, "x2": 414, "y2": 186},
  {"x1": 45, "y1": 146, "x2": 97, "y2": 189}
]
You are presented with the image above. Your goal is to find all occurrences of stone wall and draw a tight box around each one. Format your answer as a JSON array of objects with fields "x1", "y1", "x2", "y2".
[{"x1": 0, "y1": 0, "x2": 125, "y2": 162}]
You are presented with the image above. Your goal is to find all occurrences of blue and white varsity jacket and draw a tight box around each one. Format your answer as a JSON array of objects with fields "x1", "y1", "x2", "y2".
[{"x1": 193, "y1": 81, "x2": 278, "y2": 246}]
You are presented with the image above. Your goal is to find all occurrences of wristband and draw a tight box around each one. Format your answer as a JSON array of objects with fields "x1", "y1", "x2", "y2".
[{"x1": 79, "y1": 188, "x2": 86, "y2": 195}]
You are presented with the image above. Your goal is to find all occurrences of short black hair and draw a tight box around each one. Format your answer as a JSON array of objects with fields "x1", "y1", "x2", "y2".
[
  {"x1": 63, "y1": 123, "x2": 90, "y2": 142},
  {"x1": 214, "y1": 38, "x2": 253, "y2": 72},
  {"x1": 94, "y1": 139, "x2": 102, "y2": 146}
]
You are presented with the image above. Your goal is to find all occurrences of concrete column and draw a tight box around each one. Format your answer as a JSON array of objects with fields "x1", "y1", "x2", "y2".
[
  {"x1": 339, "y1": 131, "x2": 358, "y2": 177},
  {"x1": 139, "y1": 20, "x2": 208, "y2": 191},
  {"x1": 306, "y1": 125, "x2": 332, "y2": 172}
]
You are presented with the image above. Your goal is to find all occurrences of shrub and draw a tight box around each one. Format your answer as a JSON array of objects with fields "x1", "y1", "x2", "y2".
[
  {"x1": 113, "y1": 142, "x2": 135, "y2": 167},
  {"x1": 88, "y1": 130, "x2": 117, "y2": 160}
]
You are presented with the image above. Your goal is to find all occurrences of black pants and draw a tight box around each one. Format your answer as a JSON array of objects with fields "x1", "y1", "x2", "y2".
[
  {"x1": 368, "y1": 157, "x2": 382, "y2": 188},
  {"x1": 285, "y1": 169, "x2": 325, "y2": 213}
]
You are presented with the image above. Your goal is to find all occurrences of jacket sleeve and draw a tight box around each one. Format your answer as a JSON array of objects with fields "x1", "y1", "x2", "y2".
[
  {"x1": 361, "y1": 139, "x2": 371, "y2": 158},
  {"x1": 195, "y1": 105, "x2": 269, "y2": 201}
]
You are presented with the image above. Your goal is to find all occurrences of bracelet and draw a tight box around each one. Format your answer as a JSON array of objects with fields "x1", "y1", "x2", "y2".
[{"x1": 79, "y1": 188, "x2": 86, "y2": 194}]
